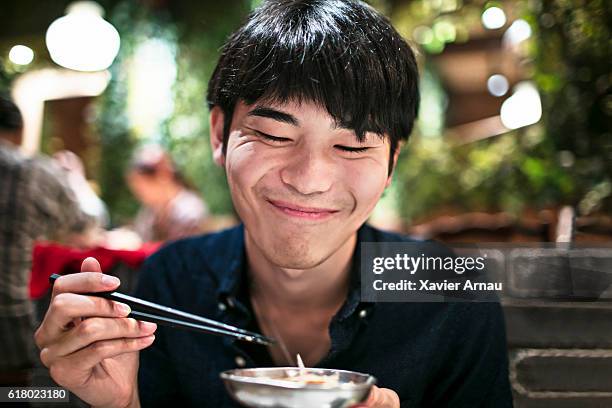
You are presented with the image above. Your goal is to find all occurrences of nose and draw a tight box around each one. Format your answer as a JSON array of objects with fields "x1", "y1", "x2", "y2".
[{"x1": 279, "y1": 149, "x2": 334, "y2": 195}]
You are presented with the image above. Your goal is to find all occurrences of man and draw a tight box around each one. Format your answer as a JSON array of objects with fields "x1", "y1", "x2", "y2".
[
  {"x1": 0, "y1": 96, "x2": 96, "y2": 385},
  {"x1": 34, "y1": 1, "x2": 513, "y2": 407}
]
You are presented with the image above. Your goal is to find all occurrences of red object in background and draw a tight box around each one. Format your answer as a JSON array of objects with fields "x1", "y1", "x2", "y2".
[{"x1": 29, "y1": 242, "x2": 161, "y2": 299}]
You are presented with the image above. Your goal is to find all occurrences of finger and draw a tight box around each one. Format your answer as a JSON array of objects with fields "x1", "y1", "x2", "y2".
[
  {"x1": 368, "y1": 387, "x2": 400, "y2": 408},
  {"x1": 350, "y1": 386, "x2": 379, "y2": 408},
  {"x1": 366, "y1": 385, "x2": 381, "y2": 405},
  {"x1": 47, "y1": 318, "x2": 157, "y2": 359},
  {"x1": 36, "y1": 293, "x2": 130, "y2": 348},
  {"x1": 352, "y1": 386, "x2": 399, "y2": 408},
  {"x1": 51, "y1": 271, "x2": 119, "y2": 299},
  {"x1": 81, "y1": 257, "x2": 102, "y2": 273},
  {"x1": 47, "y1": 335, "x2": 155, "y2": 388},
  {"x1": 70, "y1": 335, "x2": 155, "y2": 371}
]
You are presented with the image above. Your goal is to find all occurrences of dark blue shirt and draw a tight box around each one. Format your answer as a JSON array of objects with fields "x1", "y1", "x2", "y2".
[{"x1": 135, "y1": 224, "x2": 513, "y2": 407}]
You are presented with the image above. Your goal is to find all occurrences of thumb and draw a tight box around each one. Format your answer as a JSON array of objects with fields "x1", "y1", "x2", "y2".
[
  {"x1": 351, "y1": 386, "x2": 400, "y2": 408},
  {"x1": 81, "y1": 257, "x2": 102, "y2": 273},
  {"x1": 350, "y1": 385, "x2": 379, "y2": 408}
]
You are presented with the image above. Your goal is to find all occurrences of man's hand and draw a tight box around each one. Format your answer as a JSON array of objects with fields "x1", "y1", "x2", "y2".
[
  {"x1": 34, "y1": 258, "x2": 157, "y2": 408},
  {"x1": 352, "y1": 386, "x2": 400, "y2": 408}
]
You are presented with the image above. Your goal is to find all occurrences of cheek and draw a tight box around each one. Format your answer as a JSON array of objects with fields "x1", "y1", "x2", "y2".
[
  {"x1": 343, "y1": 160, "x2": 388, "y2": 212},
  {"x1": 225, "y1": 138, "x2": 278, "y2": 201},
  {"x1": 140, "y1": 183, "x2": 158, "y2": 200},
  {"x1": 129, "y1": 179, "x2": 147, "y2": 198}
]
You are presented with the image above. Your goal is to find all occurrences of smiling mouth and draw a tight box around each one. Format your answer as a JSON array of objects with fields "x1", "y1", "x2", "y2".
[{"x1": 266, "y1": 199, "x2": 340, "y2": 220}]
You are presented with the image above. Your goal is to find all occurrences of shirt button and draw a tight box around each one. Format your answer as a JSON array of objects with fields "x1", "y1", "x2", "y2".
[
  {"x1": 234, "y1": 356, "x2": 246, "y2": 367},
  {"x1": 218, "y1": 302, "x2": 227, "y2": 311},
  {"x1": 358, "y1": 309, "x2": 368, "y2": 319},
  {"x1": 227, "y1": 297, "x2": 236, "y2": 308}
]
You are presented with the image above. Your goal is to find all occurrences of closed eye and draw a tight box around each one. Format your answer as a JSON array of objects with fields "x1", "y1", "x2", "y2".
[
  {"x1": 335, "y1": 145, "x2": 370, "y2": 153},
  {"x1": 251, "y1": 129, "x2": 291, "y2": 143}
]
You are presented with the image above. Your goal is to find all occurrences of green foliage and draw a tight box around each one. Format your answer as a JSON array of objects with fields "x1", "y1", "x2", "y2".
[
  {"x1": 396, "y1": 126, "x2": 576, "y2": 221},
  {"x1": 96, "y1": 0, "x2": 249, "y2": 223},
  {"x1": 94, "y1": 1, "x2": 145, "y2": 225},
  {"x1": 0, "y1": 66, "x2": 11, "y2": 93},
  {"x1": 161, "y1": 5, "x2": 246, "y2": 215},
  {"x1": 390, "y1": 0, "x2": 611, "y2": 222},
  {"x1": 532, "y1": 0, "x2": 611, "y2": 215}
]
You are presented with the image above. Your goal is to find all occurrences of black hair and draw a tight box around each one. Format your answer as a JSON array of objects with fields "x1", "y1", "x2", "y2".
[
  {"x1": 0, "y1": 95, "x2": 23, "y2": 132},
  {"x1": 207, "y1": 0, "x2": 420, "y2": 174}
]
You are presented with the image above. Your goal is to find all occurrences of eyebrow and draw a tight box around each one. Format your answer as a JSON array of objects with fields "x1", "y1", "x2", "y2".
[{"x1": 247, "y1": 106, "x2": 299, "y2": 126}]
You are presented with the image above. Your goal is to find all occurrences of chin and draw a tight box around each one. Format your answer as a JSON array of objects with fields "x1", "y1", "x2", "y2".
[
  {"x1": 271, "y1": 256, "x2": 324, "y2": 270},
  {"x1": 264, "y1": 238, "x2": 330, "y2": 270}
]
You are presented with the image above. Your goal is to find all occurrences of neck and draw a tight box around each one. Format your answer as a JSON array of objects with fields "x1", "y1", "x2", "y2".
[{"x1": 245, "y1": 231, "x2": 357, "y2": 310}]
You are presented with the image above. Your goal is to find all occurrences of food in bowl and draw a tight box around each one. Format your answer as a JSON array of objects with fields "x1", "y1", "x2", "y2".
[{"x1": 278, "y1": 370, "x2": 341, "y2": 385}]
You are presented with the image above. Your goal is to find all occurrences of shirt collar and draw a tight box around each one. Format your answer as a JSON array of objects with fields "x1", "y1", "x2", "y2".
[
  {"x1": 208, "y1": 223, "x2": 245, "y2": 299},
  {"x1": 212, "y1": 223, "x2": 377, "y2": 316}
]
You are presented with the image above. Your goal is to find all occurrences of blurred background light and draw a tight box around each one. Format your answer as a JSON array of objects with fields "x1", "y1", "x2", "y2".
[
  {"x1": 503, "y1": 19, "x2": 532, "y2": 46},
  {"x1": 8, "y1": 45, "x2": 34, "y2": 65},
  {"x1": 12, "y1": 69, "x2": 111, "y2": 154},
  {"x1": 558, "y1": 150, "x2": 575, "y2": 168},
  {"x1": 481, "y1": 6, "x2": 506, "y2": 30},
  {"x1": 439, "y1": 0, "x2": 460, "y2": 13},
  {"x1": 433, "y1": 20, "x2": 457, "y2": 43},
  {"x1": 500, "y1": 81, "x2": 542, "y2": 129},
  {"x1": 487, "y1": 74, "x2": 509, "y2": 96},
  {"x1": 127, "y1": 38, "x2": 177, "y2": 140},
  {"x1": 45, "y1": 1, "x2": 120, "y2": 72},
  {"x1": 413, "y1": 26, "x2": 434, "y2": 45}
]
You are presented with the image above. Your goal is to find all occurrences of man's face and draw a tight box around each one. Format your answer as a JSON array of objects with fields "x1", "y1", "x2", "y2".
[{"x1": 213, "y1": 100, "x2": 394, "y2": 269}]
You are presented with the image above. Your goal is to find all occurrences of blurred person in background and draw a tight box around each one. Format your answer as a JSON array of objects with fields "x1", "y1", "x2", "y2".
[
  {"x1": 0, "y1": 95, "x2": 103, "y2": 386},
  {"x1": 126, "y1": 144, "x2": 208, "y2": 242},
  {"x1": 53, "y1": 150, "x2": 110, "y2": 229}
]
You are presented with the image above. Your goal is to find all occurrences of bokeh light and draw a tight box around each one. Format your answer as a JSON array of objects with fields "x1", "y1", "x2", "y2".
[
  {"x1": 487, "y1": 74, "x2": 509, "y2": 97},
  {"x1": 500, "y1": 81, "x2": 542, "y2": 129},
  {"x1": 8, "y1": 45, "x2": 34, "y2": 65},
  {"x1": 46, "y1": 1, "x2": 120, "y2": 72},
  {"x1": 503, "y1": 19, "x2": 532, "y2": 46},
  {"x1": 481, "y1": 7, "x2": 507, "y2": 30}
]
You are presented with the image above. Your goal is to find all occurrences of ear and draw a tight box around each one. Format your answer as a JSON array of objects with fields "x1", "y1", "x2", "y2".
[
  {"x1": 385, "y1": 143, "x2": 402, "y2": 188},
  {"x1": 209, "y1": 106, "x2": 226, "y2": 167}
]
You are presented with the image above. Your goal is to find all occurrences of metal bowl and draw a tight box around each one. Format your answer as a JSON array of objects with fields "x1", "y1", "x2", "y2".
[{"x1": 220, "y1": 367, "x2": 376, "y2": 408}]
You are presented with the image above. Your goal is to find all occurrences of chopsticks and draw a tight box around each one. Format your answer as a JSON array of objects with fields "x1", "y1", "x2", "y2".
[{"x1": 49, "y1": 274, "x2": 275, "y2": 346}]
